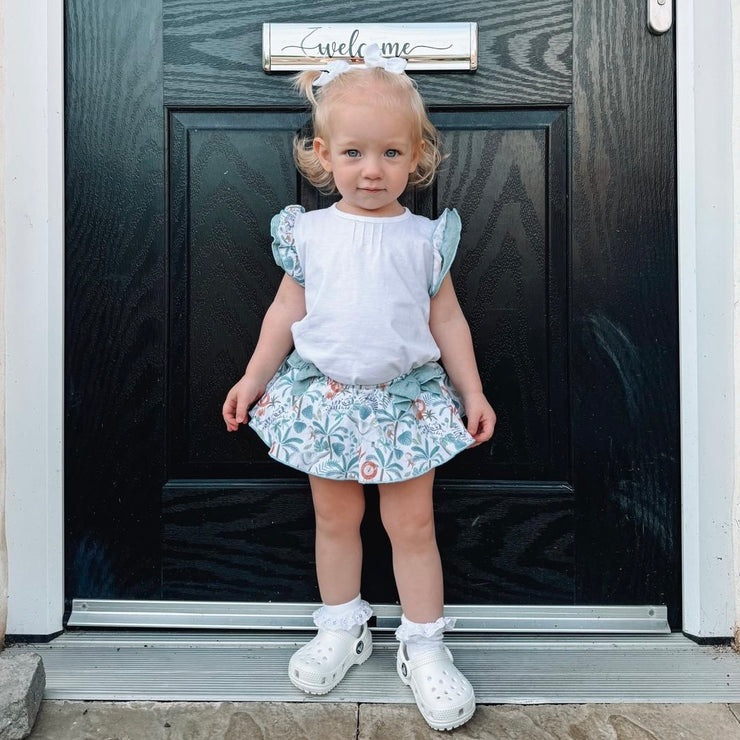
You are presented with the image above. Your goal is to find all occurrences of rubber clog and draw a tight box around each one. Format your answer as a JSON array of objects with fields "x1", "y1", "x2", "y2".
[
  {"x1": 396, "y1": 643, "x2": 476, "y2": 731},
  {"x1": 289, "y1": 622, "x2": 372, "y2": 695}
]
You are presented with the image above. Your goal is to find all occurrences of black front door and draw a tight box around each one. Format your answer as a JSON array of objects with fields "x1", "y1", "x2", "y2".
[{"x1": 65, "y1": 1, "x2": 680, "y2": 625}]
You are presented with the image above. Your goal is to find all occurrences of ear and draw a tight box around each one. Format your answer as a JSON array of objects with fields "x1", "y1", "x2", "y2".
[
  {"x1": 313, "y1": 137, "x2": 333, "y2": 172},
  {"x1": 409, "y1": 139, "x2": 425, "y2": 173}
]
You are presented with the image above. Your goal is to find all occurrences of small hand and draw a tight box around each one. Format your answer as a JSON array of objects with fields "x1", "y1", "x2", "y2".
[
  {"x1": 462, "y1": 391, "x2": 496, "y2": 447},
  {"x1": 222, "y1": 375, "x2": 266, "y2": 432}
]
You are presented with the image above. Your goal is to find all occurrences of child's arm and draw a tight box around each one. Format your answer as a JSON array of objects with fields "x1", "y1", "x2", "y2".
[
  {"x1": 429, "y1": 274, "x2": 496, "y2": 446},
  {"x1": 222, "y1": 274, "x2": 306, "y2": 431}
]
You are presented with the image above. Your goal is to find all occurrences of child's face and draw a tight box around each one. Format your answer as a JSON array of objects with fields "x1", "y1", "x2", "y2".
[{"x1": 314, "y1": 97, "x2": 422, "y2": 218}]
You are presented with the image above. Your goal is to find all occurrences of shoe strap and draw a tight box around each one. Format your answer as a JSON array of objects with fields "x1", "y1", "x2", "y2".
[
  {"x1": 403, "y1": 644, "x2": 454, "y2": 671},
  {"x1": 316, "y1": 623, "x2": 365, "y2": 649}
]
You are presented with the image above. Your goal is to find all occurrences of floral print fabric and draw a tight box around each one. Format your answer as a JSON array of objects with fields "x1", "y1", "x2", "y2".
[
  {"x1": 270, "y1": 205, "x2": 305, "y2": 286},
  {"x1": 249, "y1": 351, "x2": 475, "y2": 482}
]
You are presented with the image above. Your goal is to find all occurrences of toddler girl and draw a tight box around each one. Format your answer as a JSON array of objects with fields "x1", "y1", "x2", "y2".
[{"x1": 222, "y1": 45, "x2": 496, "y2": 731}]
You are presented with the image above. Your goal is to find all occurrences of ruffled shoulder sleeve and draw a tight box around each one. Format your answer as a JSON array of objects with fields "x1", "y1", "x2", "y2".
[
  {"x1": 429, "y1": 208, "x2": 462, "y2": 297},
  {"x1": 270, "y1": 205, "x2": 306, "y2": 286}
]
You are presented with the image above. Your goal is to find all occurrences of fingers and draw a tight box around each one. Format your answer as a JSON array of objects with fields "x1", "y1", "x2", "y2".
[
  {"x1": 223, "y1": 380, "x2": 263, "y2": 432},
  {"x1": 222, "y1": 387, "x2": 248, "y2": 432},
  {"x1": 466, "y1": 406, "x2": 497, "y2": 447},
  {"x1": 235, "y1": 396, "x2": 250, "y2": 425},
  {"x1": 222, "y1": 394, "x2": 239, "y2": 432}
]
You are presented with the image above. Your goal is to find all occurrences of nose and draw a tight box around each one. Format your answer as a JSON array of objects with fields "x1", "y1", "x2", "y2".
[{"x1": 361, "y1": 155, "x2": 382, "y2": 179}]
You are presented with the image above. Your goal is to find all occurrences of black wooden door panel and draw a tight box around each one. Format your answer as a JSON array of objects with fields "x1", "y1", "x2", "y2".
[
  {"x1": 168, "y1": 110, "x2": 305, "y2": 477},
  {"x1": 169, "y1": 109, "x2": 568, "y2": 481},
  {"x1": 66, "y1": 0, "x2": 679, "y2": 624},
  {"x1": 164, "y1": 107, "x2": 573, "y2": 604}
]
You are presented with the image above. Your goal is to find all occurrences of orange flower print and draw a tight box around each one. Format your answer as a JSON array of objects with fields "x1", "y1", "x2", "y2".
[
  {"x1": 413, "y1": 399, "x2": 426, "y2": 420},
  {"x1": 360, "y1": 460, "x2": 379, "y2": 480},
  {"x1": 325, "y1": 380, "x2": 345, "y2": 399}
]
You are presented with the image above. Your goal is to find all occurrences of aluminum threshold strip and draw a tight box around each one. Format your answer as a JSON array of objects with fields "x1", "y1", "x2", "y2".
[
  {"x1": 69, "y1": 599, "x2": 669, "y2": 633},
  {"x1": 18, "y1": 631, "x2": 740, "y2": 702}
]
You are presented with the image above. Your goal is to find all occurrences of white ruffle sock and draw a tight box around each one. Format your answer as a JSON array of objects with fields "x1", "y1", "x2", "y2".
[
  {"x1": 289, "y1": 594, "x2": 373, "y2": 695},
  {"x1": 394, "y1": 614, "x2": 455, "y2": 657},
  {"x1": 312, "y1": 594, "x2": 373, "y2": 637}
]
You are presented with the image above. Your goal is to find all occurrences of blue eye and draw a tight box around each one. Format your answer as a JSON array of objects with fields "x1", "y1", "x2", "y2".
[
  {"x1": 345, "y1": 149, "x2": 360, "y2": 158},
  {"x1": 385, "y1": 149, "x2": 400, "y2": 158}
]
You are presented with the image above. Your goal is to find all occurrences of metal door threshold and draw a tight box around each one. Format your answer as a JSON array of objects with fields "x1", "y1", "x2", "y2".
[
  {"x1": 68, "y1": 601, "x2": 670, "y2": 633},
  {"x1": 16, "y1": 631, "x2": 740, "y2": 703}
]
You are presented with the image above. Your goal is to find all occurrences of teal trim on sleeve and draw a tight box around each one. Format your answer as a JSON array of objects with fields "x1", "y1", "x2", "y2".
[
  {"x1": 429, "y1": 208, "x2": 462, "y2": 297},
  {"x1": 270, "y1": 205, "x2": 305, "y2": 286}
]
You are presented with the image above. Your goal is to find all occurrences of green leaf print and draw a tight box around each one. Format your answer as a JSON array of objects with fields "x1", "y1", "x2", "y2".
[
  {"x1": 324, "y1": 450, "x2": 360, "y2": 478},
  {"x1": 272, "y1": 424, "x2": 304, "y2": 456},
  {"x1": 397, "y1": 430, "x2": 413, "y2": 445},
  {"x1": 411, "y1": 438, "x2": 441, "y2": 464},
  {"x1": 371, "y1": 445, "x2": 404, "y2": 481}
]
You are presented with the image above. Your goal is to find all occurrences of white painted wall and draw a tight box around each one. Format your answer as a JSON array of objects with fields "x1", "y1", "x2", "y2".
[{"x1": 2, "y1": 0, "x2": 64, "y2": 636}]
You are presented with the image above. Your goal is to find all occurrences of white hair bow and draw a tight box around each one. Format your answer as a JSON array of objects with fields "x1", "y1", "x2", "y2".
[
  {"x1": 362, "y1": 43, "x2": 408, "y2": 74},
  {"x1": 313, "y1": 43, "x2": 407, "y2": 87},
  {"x1": 313, "y1": 59, "x2": 352, "y2": 87}
]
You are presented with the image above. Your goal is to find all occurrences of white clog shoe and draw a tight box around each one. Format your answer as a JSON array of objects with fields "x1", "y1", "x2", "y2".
[
  {"x1": 397, "y1": 643, "x2": 476, "y2": 731},
  {"x1": 289, "y1": 622, "x2": 372, "y2": 695}
]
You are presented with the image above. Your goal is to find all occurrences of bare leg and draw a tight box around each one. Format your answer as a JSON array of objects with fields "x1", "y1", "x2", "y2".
[
  {"x1": 309, "y1": 475, "x2": 365, "y2": 605},
  {"x1": 377, "y1": 470, "x2": 443, "y2": 623}
]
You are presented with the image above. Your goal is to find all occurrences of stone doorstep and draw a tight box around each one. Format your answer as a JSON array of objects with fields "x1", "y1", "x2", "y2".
[
  {"x1": 0, "y1": 652, "x2": 45, "y2": 740},
  {"x1": 26, "y1": 701, "x2": 740, "y2": 740}
]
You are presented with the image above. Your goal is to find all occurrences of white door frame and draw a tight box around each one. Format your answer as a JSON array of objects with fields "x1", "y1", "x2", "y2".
[
  {"x1": 3, "y1": 1, "x2": 736, "y2": 638},
  {"x1": 3, "y1": 0, "x2": 65, "y2": 637}
]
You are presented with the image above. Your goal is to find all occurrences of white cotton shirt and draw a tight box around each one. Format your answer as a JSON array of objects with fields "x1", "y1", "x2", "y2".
[{"x1": 273, "y1": 203, "x2": 459, "y2": 386}]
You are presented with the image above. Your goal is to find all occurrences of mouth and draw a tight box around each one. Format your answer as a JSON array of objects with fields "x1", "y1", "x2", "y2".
[{"x1": 360, "y1": 188, "x2": 384, "y2": 193}]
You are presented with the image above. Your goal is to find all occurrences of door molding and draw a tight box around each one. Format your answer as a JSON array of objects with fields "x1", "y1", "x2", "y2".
[{"x1": 3, "y1": 0, "x2": 736, "y2": 637}]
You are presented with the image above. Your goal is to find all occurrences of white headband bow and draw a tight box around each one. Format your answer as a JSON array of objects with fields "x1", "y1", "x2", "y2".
[{"x1": 313, "y1": 43, "x2": 408, "y2": 87}]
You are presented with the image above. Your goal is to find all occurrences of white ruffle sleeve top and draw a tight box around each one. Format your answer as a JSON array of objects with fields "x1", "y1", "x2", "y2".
[{"x1": 270, "y1": 203, "x2": 461, "y2": 386}]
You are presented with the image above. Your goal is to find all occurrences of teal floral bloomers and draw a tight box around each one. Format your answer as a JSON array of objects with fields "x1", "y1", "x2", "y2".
[{"x1": 248, "y1": 351, "x2": 475, "y2": 482}]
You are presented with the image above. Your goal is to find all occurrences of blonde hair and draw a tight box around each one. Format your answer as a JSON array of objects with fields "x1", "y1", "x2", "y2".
[{"x1": 292, "y1": 66, "x2": 442, "y2": 193}]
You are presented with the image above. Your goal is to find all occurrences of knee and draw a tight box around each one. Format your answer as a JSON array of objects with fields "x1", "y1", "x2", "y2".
[
  {"x1": 381, "y1": 508, "x2": 436, "y2": 552},
  {"x1": 314, "y1": 500, "x2": 364, "y2": 538}
]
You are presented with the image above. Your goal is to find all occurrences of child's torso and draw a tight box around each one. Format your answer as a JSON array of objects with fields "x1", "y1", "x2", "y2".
[{"x1": 291, "y1": 204, "x2": 440, "y2": 385}]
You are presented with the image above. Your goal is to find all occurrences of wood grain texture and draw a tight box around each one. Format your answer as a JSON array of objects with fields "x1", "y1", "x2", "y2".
[
  {"x1": 163, "y1": 481, "x2": 573, "y2": 604},
  {"x1": 168, "y1": 110, "x2": 307, "y2": 477},
  {"x1": 169, "y1": 109, "x2": 567, "y2": 482},
  {"x1": 163, "y1": 481, "x2": 318, "y2": 600},
  {"x1": 434, "y1": 110, "x2": 568, "y2": 479},
  {"x1": 436, "y1": 483, "x2": 574, "y2": 605},
  {"x1": 65, "y1": 0, "x2": 165, "y2": 599},
  {"x1": 163, "y1": 0, "x2": 572, "y2": 106},
  {"x1": 571, "y1": 1, "x2": 680, "y2": 623},
  {"x1": 65, "y1": 0, "x2": 680, "y2": 618}
]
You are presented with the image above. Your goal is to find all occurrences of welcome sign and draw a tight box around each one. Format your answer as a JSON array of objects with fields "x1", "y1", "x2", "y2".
[{"x1": 262, "y1": 23, "x2": 478, "y2": 72}]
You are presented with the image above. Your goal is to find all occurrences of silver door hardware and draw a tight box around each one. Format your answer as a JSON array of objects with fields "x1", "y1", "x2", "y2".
[{"x1": 647, "y1": 0, "x2": 672, "y2": 34}]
